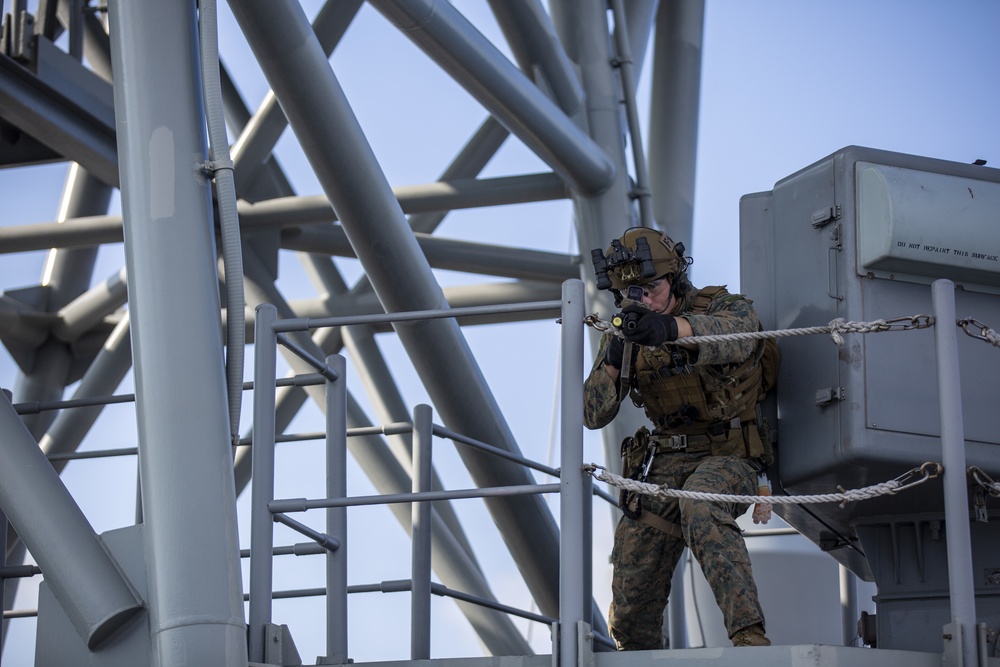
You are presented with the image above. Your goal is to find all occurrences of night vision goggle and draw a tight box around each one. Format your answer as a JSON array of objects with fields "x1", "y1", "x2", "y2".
[{"x1": 590, "y1": 236, "x2": 656, "y2": 291}]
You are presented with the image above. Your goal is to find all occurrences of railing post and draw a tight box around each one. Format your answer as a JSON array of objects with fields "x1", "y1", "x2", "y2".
[
  {"x1": 411, "y1": 404, "x2": 434, "y2": 659},
  {"x1": 667, "y1": 554, "x2": 688, "y2": 648},
  {"x1": 559, "y1": 279, "x2": 590, "y2": 667},
  {"x1": 932, "y1": 279, "x2": 978, "y2": 666},
  {"x1": 1, "y1": 507, "x2": 7, "y2": 664},
  {"x1": 325, "y1": 354, "x2": 348, "y2": 663},
  {"x1": 249, "y1": 304, "x2": 279, "y2": 663}
]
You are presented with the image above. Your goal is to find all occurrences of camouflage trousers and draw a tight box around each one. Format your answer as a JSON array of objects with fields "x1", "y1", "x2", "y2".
[{"x1": 609, "y1": 453, "x2": 765, "y2": 650}]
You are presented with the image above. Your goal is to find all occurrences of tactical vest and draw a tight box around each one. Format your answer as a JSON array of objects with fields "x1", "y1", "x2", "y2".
[{"x1": 627, "y1": 286, "x2": 770, "y2": 459}]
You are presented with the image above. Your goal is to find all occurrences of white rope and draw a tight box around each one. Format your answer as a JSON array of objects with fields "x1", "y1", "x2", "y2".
[
  {"x1": 673, "y1": 319, "x2": 897, "y2": 347},
  {"x1": 583, "y1": 313, "x2": 933, "y2": 347},
  {"x1": 982, "y1": 329, "x2": 1000, "y2": 347},
  {"x1": 585, "y1": 464, "x2": 935, "y2": 507}
]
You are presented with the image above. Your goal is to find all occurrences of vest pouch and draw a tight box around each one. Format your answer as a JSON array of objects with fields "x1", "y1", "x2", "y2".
[
  {"x1": 754, "y1": 416, "x2": 774, "y2": 465},
  {"x1": 621, "y1": 426, "x2": 650, "y2": 478},
  {"x1": 638, "y1": 371, "x2": 711, "y2": 428},
  {"x1": 743, "y1": 423, "x2": 765, "y2": 459},
  {"x1": 708, "y1": 426, "x2": 745, "y2": 457},
  {"x1": 619, "y1": 427, "x2": 651, "y2": 521}
]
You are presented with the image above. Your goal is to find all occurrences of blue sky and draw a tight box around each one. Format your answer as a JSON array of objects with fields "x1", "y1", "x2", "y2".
[{"x1": 2, "y1": 0, "x2": 1000, "y2": 663}]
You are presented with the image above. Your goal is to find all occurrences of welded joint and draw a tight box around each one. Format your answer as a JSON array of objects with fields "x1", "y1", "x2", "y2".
[
  {"x1": 275, "y1": 332, "x2": 340, "y2": 382},
  {"x1": 577, "y1": 621, "x2": 595, "y2": 667},
  {"x1": 272, "y1": 512, "x2": 340, "y2": 552}
]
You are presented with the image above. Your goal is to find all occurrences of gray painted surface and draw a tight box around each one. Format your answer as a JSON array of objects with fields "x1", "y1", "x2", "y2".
[
  {"x1": 740, "y1": 146, "x2": 1000, "y2": 653},
  {"x1": 0, "y1": 394, "x2": 141, "y2": 649},
  {"x1": 108, "y1": 1, "x2": 247, "y2": 664},
  {"x1": 10, "y1": 1, "x2": 991, "y2": 665}
]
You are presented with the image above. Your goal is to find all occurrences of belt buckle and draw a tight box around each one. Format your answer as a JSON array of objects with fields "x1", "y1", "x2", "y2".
[{"x1": 668, "y1": 434, "x2": 688, "y2": 450}]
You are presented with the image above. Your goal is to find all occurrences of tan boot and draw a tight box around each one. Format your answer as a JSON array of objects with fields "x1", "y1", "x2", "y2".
[{"x1": 731, "y1": 623, "x2": 770, "y2": 647}]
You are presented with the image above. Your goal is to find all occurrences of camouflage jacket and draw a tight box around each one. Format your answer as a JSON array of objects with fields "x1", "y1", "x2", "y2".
[{"x1": 583, "y1": 286, "x2": 761, "y2": 432}]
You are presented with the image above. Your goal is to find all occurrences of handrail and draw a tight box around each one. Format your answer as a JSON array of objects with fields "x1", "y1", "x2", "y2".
[{"x1": 247, "y1": 282, "x2": 592, "y2": 664}]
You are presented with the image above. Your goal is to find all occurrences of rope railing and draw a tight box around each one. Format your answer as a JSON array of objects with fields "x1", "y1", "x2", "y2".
[
  {"x1": 584, "y1": 462, "x2": 943, "y2": 509},
  {"x1": 584, "y1": 312, "x2": 935, "y2": 347},
  {"x1": 587, "y1": 310, "x2": 1000, "y2": 353}
]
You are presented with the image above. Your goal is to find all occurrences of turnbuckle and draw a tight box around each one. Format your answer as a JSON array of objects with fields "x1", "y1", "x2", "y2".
[{"x1": 891, "y1": 461, "x2": 943, "y2": 493}]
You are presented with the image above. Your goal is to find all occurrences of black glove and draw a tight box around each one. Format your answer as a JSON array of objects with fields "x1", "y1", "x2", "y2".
[
  {"x1": 603, "y1": 334, "x2": 626, "y2": 369},
  {"x1": 619, "y1": 305, "x2": 678, "y2": 346}
]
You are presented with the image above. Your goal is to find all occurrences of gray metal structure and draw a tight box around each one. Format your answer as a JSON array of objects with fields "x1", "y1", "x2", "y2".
[
  {"x1": 0, "y1": 0, "x2": 686, "y2": 663},
  {"x1": 740, "y1": 146, "x2": 1000, "y2": 663},
  {"x1": 2, "y1": 1, "x2": 997, "y2": 666}
]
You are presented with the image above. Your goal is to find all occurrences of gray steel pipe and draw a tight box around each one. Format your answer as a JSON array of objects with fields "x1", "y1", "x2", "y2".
[
  {"x1": 52, "y1": 266, "x2": 128, "y2": 342},
  {"x1": 231, "y1": 0, "x2": 363, "y2": 195},
  {"x1": 238, "y1": 273, "x2": 532, "y2": 655},
  {"x1": 610, "y1": 0, "x2": 653, "y2": 228},
  {"x1": 932, "y1": 279, "x2": 979, "y2": 667},
  {"x1": 227, "y1": 0, "x2": 566, "y2": 622},
  {"x1": 0, "y1": 173, "x2": 568, "y2": 254},
  {"x1": 558, "y1": 279, "x2": 590, "y2": 665},
  {"x1": 281, "y1": 225, "x2": 578, "y2": 283},
  {"x1": 550, "y1": 0, "x2": 649, "y2": 563},
  {"x1": 667, "y1": 555, "x2": 688, "y2": 648},
  {"x1": 108, "y1": 2, "x2": 247, "y2": 663},
  {"x1": 249, "y1": 304, "x2": 279, "y2": 662},
  {"x1": 39, "y1": 314, "x2": 131, "y2": 473},
  {"x1": 411, "y1": 404, "x2": 433, "y2": 660},
  {"x1": 486, "y1": 0, "x2": 584, "y2": 114},
  {"x1": 368, "y1": 0, "x2": 615, "y2": 194},
  {"x1": 647, "y1": 0, "x2": 704, "y2": 247},
  {"x1": 0, "y1": 392, "x2": 142, "y2": 649},
  {"x1": 325, "y1": 354, "x2": 349, "y2": 663}
]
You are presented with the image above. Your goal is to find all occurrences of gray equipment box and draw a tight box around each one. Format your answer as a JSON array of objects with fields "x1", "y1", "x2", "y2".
[{"x1": 740, "y1": 146, "x2": 1000, "y2": 579}]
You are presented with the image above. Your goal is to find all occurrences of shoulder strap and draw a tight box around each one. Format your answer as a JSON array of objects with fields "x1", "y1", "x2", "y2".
[{"x1": 691, "y1": 285, "x2": 727, "y2": 314}]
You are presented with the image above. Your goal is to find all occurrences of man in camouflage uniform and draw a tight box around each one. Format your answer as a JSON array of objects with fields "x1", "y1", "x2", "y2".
[{"x1": 585, "y1": 227, "x2": 770, "y2": 649}]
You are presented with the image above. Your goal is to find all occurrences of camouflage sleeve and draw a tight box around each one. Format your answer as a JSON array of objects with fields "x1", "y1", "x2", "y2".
[
  {"x1": 583, "y1": 333, "x2": 622, "y2": 429},
  {"x1": 684, "y1": 293, "x2": 760, "y2": 366}
]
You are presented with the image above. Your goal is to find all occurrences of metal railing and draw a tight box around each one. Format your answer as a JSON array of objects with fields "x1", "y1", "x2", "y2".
[
  {"x1": 248, "y1": 279, "x2": 598, "y2": 665},
  {"x1": 2, "y1": 277, "x2": 988, "y2": 664}
]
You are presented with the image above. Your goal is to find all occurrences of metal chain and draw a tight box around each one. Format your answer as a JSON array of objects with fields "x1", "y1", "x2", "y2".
[
  {"x1": 969, "y1": 466, "x2": 1000, "y2": 497},
  {"x1": 584, "y1": 313, "x2": 934, "y2": 346},
  {"x1": 958, "y1": 318, "x2": 1000, "y2": 348},
  {"x1": 584, "y1": 462, "x2": 942, "y2": 508}
]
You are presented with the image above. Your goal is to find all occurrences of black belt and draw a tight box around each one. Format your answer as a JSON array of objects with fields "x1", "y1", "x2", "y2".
[
  {"x1": 651, "y1": 417, "x2": 751, "y2": 452},
  {"x1": 649, "y1": 433, "x2": 713, "y2": 452}
]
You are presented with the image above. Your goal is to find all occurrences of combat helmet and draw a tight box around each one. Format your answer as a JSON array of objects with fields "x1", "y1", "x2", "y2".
[{"x1": 591, "y1": 227, "x2": 691, "y2": 295}]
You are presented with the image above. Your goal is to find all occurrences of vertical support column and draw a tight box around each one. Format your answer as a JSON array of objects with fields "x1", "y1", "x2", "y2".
[
  {"x1": 840, "y1": 565, "x2": 860, "y2": 646},
  {"x1": 609, "y1": 0, "x2": 653, "y2": 229},
  {"x1": 249, "y1": 304, "x2": 279, "y2": 663},
  {"x1": 932, "y1": 279, "x2": 978, "y2": 667},
  {"x1": 107, "y1": 2, "x2": 247, "y2": 664},
  {"x1": 550, "y1": 0, "x2": 648, "y2": 534},
  {"x1": 647, "y1": 0, "x2": 705, "y2": 247},
  {"x1": 325, "y1": 354, "x2": 348, "y2": 663},
  {"x1": 1, "y1": 508, "x2": 8, "y2": 661},
  {"x1": 667, "y1": 555, "x2": 688, "y2": 648},
  {"x1": 559, "y1": 279, "x2": 590, "y2": 667},
  {"x1": 411, "y1": 404, "x2": 434, "y2": 660}
]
